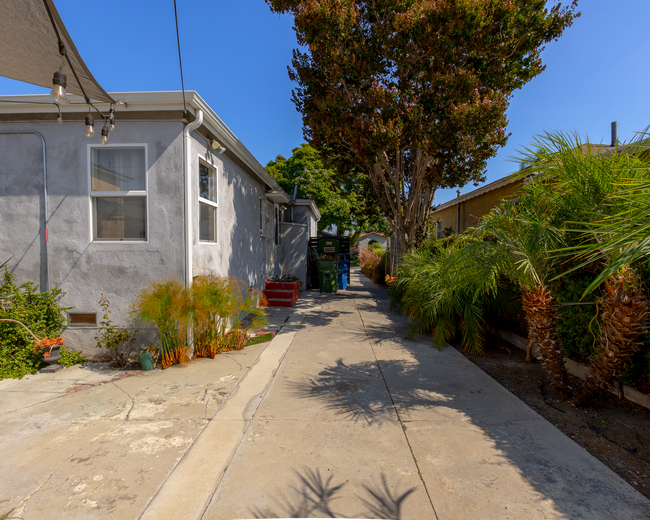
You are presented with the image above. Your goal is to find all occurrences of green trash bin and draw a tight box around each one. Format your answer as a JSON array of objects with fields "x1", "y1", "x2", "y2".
[{"x1": 318, "y1": 260, "x2": 338, "y2": 293}]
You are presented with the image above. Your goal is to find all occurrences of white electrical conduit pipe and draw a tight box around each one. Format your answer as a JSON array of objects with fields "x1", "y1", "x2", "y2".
[{"x1": 0, "y1": 131, "x2": 50, "y2": 292}]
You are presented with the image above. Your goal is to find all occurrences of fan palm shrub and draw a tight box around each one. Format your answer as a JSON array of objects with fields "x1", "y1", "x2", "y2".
[
  {"x1": 391, "y1": 235, "x2": 517, "y2": 355},
  {"x1": 515, "y1": 130, "x2": 650, "y2": 403},
  {"x1": 473, "y1": 197, "x2": 573, "y2": 400}
]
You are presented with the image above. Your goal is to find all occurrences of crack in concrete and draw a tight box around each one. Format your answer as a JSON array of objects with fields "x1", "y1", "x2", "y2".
[
  {"x1": 354, "y1": 294, "x2": 440, "y2": 520},
  {"x1": 222, "y1": 354, "x2": 243, "y2": 372},
  {"x1": 112, "y1": 381, "x2": 136, "y2": 421}
]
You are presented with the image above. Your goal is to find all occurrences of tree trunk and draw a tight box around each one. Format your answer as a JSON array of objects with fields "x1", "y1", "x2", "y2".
[
  {"x1": 574, "y1": 266, "x2": 648, "y2": 405},
  {"x1": 521, "y1": 286, "x2": 572, "y2": 401},
  {"x1": 369, "y1": 148, "x2": 436, "y2": 254}
]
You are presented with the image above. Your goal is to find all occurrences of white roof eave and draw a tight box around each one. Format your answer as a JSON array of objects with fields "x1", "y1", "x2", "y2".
[{"x1": 0, "y1": 90, "x2": 289, "y2": 199}]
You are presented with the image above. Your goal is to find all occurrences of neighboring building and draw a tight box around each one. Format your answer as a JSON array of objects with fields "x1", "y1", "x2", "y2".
[
  {"x1": 357, "y1": 232, "x2": 388, "y2": 249},
  {"x1": 0, "y1": 91, "x2": 319, "y2": 353},
  {"x1": 430, "y1": 173, "x2": 525, "y2": 235},
  {"x1": 430, "y1": 132, "x2": 627, "y2": 235}
]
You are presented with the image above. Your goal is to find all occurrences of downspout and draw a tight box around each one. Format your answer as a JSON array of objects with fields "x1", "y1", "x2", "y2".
[
  {"x1": 183, "y1": 110, "x2": 204, "y2": 287},
  {"x1": 0, "y1": 131, "x2": 49, "y2": 292},
  {"x1": 290, "y1": 181, "x2": 298, "y2": 222}
]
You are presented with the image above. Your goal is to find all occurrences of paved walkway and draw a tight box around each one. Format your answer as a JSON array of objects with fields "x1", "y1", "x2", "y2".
[{"x1": 1, "y1": 267, "x2": 649, "y2": 519}]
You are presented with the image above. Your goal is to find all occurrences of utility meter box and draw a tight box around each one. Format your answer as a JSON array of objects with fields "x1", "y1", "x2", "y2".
[{"x1": 318, "y1": 239, "x2": 339, "y2": 256}]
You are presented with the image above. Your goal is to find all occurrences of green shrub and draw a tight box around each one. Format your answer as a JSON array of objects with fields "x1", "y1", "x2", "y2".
[
  {"x1": 358, "y1": 247, "x2": 383, "y2": 283},
  {"x1": 58, "y1": 346, "x2": 87, "y2": 368},
  {"x1": 550, "y1": 268, "x2": 601, "y2": 363},
  {"x1": 377, "y1": 250, "x2": 391, "y2": 285},
  {"x1": 0, "y1": 269, "x2": 70, "y2": 379},
  {"x1": 390, "y1": 237, "x2": 518, "y2": 355},
  {"x1": 95, "y1": 294, "x2": 137, "y2": 367}
]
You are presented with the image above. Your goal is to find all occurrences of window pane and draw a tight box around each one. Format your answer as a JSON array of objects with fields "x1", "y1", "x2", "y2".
[
  {"x1": 199, "y1": 202, "x2": 216, "y2": 242},
  {"x1": 95, "y1": 197, "x2": 146, "y2": 240},
  {"x1": 199, "y1": 163, "x2": 217, "y2": 203},
  {"x1": 92, "y1": 148, "x2": 146, "y2": 191}
]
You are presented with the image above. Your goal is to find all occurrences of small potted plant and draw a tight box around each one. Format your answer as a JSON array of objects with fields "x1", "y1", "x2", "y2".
[{"x1": 139, "y1": 345, "x2": 159, "y2": 371}]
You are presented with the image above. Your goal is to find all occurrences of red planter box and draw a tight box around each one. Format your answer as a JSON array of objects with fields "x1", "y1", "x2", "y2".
[{"x1": 263, "y1": 279, "x2": 300, "y2": 307}]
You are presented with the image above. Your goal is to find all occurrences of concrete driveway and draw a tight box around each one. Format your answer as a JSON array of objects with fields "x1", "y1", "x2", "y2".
[{"x1": 1, "y1": 267, "x2": 649, "y2": 519}]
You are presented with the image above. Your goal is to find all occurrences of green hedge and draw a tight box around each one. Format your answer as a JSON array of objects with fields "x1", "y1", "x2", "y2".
[{"x1": 0, "y1": 269, "x2": 70, "y2": 379}]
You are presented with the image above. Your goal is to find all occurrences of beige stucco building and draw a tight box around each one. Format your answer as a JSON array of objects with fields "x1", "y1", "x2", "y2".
[{"x1": 430, "y1": 173, "x2": 525, "y2": 235}]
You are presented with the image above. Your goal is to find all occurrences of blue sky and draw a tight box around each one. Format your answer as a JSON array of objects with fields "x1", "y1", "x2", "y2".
[{"x1": 1, "y1": 0, "x2": 649, "y2": 206}]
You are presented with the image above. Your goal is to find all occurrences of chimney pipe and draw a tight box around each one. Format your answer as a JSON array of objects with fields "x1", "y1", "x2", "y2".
[
  {"x1": 611, "y1": 121, "x2": 618, "y2": 148},
  {"x1": 456, "y1": 189, "x2": 461, "y2": 233}
]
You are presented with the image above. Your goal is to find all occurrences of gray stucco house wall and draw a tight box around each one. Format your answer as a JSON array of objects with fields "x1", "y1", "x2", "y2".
[
  {"x1": 280, "y1": 200, "x2": 321, "y2": 289},
  {"x1": 0, "y1": 91, "x2": 319, "y2": 354}
]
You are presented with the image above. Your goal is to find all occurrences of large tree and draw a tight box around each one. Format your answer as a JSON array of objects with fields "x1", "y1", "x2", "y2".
[
  {"x1": 266, "y1": 0, "x2": 579, "y2": 251},
  {"x1": 266, "y1": 143, "x2": 389, "y2": 235}
]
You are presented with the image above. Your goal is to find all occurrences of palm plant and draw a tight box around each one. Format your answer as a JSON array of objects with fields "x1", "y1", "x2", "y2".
[
  {"x1": 474, "y1": 198, "x2": 573, "y2": 400},
  {"x1": 514, "y1": 130, "x2": 650, "y2": 403},
  {"x1": 391, "y1": 235, "x2": 516, "y2": 355}
]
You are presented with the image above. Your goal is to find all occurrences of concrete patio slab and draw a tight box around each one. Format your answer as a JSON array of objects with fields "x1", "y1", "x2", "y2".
[
  {"x1": 1, "y1": 268, "x2": 648, "y2": 520},
  {"x1": 202, "y1": 420, "x2": 434, "y2": 520}
]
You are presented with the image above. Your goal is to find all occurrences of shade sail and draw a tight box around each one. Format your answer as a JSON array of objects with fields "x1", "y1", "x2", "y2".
[{"x1": 0, "y1": 0, "x2": 114, "y2": 103}]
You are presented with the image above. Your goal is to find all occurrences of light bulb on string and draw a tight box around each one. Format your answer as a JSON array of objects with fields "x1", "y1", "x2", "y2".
[
  {"x1": 50, "y1": 71, "x2": 69, "y2": 105},
  {"x1": 109, "y1": 108, "x2": 115, "y2": 131},
  {"x1": 101, "y1": 122, "x2": 109, "y2": 145},
  {"x1": 56, "y1": 104, "x2": 63, "y2": 125},
  {"x1": 85, "y1": 114, "x2": 95, "y2": 138}
]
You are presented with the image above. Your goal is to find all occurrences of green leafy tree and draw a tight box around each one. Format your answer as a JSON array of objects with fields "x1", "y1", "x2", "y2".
[
  {"x1": 266, "y1": 0, "x2": 578, "y2": 251},
  {"x1": 266, "y1": 143, "x2": 387, "y2": 235}
]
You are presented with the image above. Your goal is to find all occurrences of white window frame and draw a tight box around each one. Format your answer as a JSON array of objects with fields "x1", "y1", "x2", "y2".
[
  {"x1": 260, "y1": 197, "x2": 272, "y2": 238},
  {"x1": 87, "y1": 143, "x2": 149, "y2": 243},
  {"x1": 198, "y1": 159, "x2": 218, "y2": 244}
]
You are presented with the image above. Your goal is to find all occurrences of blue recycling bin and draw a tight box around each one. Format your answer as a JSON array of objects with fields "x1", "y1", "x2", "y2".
[{"x1": 337, "y1": 259, "x2": 349, "y2": 290}]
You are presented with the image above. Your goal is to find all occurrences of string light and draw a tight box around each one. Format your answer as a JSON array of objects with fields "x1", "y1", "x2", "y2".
[
  {"x1": 85, "y1": 113, "x2": 95, "y2": 138},
  {"x1": 50, "y1": 71, "x2": 69, "y2": 105},
  {"x1": 109, "y1": 107, "x2": 115, "y2": 131},
  {"x1": 101, "y1": 121, "x2": 109, "y2": 145},
  {"x1": 56, "y1": 104, "x2": 63, "y2": 125}
]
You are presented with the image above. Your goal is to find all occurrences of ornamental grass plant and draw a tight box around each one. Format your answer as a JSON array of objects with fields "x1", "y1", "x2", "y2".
[
  {"x1": 134, "y1": 276, "x2": 266, "y2": 368},
  {"x1": 191, "y1": 276, "x2": 266, "y2": 358},
  {"x1": 133, "y1": 279, "x2": 192, "y2": 369}
]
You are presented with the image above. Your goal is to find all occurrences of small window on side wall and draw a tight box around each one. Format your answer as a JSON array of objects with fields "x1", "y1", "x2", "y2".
[{"x1": 199, "y1": 161, "x2": 218, "y2": 243}]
